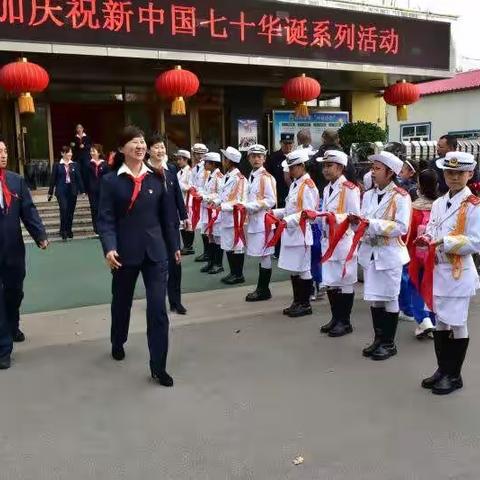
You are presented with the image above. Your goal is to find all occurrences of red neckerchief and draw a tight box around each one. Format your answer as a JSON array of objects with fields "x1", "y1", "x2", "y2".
[
  {"x1": 127, "y1": 172, "x2": 148, "y2": 212},
  {"x1": 233, "y1": 204, "x2": 247, "y2": 247},
  {"x1": 91, "y1": 159, "x2": 104, "y2": 178},
  {"x1": 0, "y1": 168, "x2": 15, "y2": 211}
]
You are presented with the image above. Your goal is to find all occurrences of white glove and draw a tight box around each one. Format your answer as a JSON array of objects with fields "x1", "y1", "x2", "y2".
[
  {"x1": 284, "y1": 214, "x2": 299, "y2": 228},
  {"x1": 221, "y1": 202, "x2": 234, "y2": 212},
  {"x1": 245, "y1": 202, "x2": 259, "y2": 214},
  {"x1": 272, "y1": 208, "x2": 285, "y2": 219}
]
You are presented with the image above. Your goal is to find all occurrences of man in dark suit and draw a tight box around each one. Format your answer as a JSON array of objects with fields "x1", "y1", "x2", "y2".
[
  {"x1": 0, "y1": 208, "x2": 13, "y2": 370},
  {"x1": 0, "y1": 137, "x2": 48, "y2": 343},
  {"x1": 97, "y1": 126, "x2": 180, "y2": 386},
  {"x1": 147, "y1": 134, "x2": 188, "y2": 315}
]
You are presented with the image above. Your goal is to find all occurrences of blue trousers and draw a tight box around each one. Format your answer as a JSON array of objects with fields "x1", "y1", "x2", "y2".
[
  {"x1": 399, "y1": 265, "x2": 436, "y2": 324},
  {"x1": 111, "y1": 257, "x2": 169, "y2": 372},
  {"x1": 0, "y1": 277, "x2": 13, "y2": 359},
  {"x1": 311, "y1": 224, "x2": 322, "y2": 284}
]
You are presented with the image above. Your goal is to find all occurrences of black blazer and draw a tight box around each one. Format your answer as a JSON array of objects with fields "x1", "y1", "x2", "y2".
[
  {"x1": 1, "y1": 171, "x2": 47, "y2": 267},
  {"x1": 48, "y1": 161, "x2": 85, "y2": 197},
  {"x1": 86, "y1": 160, "x2": 110, "y2": 195},
  {"x1": 71, "y1": 134, "x2": 92, "y2": 165},
  {"x1": 97, "y1": 170, "x2": 179, "y2": 267}
]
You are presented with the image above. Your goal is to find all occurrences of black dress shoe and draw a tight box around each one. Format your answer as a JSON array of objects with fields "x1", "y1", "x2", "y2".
[
  {"x1": 195, "y1": 253, "x2": 209, "y2": 262},
  {"x1": 362, "y1": 339, "x2": 381, "y2": 357},
  {"x1": 283, "y1": 302, "x2": 298, "y2": 316},
  {"x1": 320, "y1": 319, "x2": 335, "y2": 333},
  {"x1": 371, "y1": 342, "x2": 397, "y2": 361},
  {"x1": 111, "y1": 345, "x2": 125, "y2": 361},
  {"x1": 287, "y1": 303, "x2": 312, "y2": 318},
  {"x1": 221, "y1": 273, "x2": 234, "y2": 284},
  {"x1": 208, "y1": 265, "x2": 224, "y2": 274},
  {"x1": 245, "y1": 289, "x2": 272, "y2": 302},
  {"x1": 180, "y1": 247, "x2": 195, "y2": 255},
  {"x1": 12, "y1": 329, "x2": 26, "y2": 343},
  {"x1": 328, "y1": 323, "x2": 353, "y2": 337},
  {"x1": 421, "y1": 369, "x2": 445, "y2": 389},
  {"x1": 0, "y1": 355, "x2": 11, "y2": 370},
  {"x1": 222, "y1": 275, "x2": 245, "y2": 285},
  {"x1": 67, "y1": 231, "x2": 74, "y2": 239},
  {"x1": 151, "y1": 370, "x2": 174, "y2": 387},
  {"x1": 200, "y1": 263, "x2": 213, "y2": 273},
  {"x1": 171, "y1": 304, "x2": 187, "y2": 315},
  {"x1": 432, "y1": 374, "x2": 463, "y2": 395}
]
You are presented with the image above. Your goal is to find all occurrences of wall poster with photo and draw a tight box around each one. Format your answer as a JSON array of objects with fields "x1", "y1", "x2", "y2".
[{"x1": 238, "y1": 119, "x2": 258, "y2": 152}]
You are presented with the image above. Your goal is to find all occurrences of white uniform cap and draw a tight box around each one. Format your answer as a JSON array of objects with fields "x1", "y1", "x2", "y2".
[
  {"x1": 175, "y1": 149, "x2": 191, "y2": 159},
  {"x1": 192, "y1": 143, "x2": 209, "y2": 154},
  {"x1": 220, "y1": 146, "x2": 242, "y2": 163},
  {"x1": 247, "y1": 144, "x2": 268, "y2": 156},
  {"x1": 436, "y1": 151, "x2": 476, "y2": 171},
  {"x1": 204, "y1": 152, "x2": 221, "y2": 163},
  {"x1": 368, "y1": 151, "x2": 403, "y2": 175},
  {"x1": 317, "y1": 149, "x2": 348, "y2": 167},
  {"x1": 281, "y1": 148, "x2": 310, "y2": 169}
]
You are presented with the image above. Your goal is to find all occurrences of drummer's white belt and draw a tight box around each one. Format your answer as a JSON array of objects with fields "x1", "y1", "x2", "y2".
[{"x1": 361, "y1": 236, "x2": 404, "y2": 247}]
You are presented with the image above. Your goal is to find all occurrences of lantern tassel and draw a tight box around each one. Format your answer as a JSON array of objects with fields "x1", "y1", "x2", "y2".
[
  {"x1": 396, "y1": 105, "x2": 408, "y2": 121},
  {"x1": 171, "y1": 96, "x2": 186, "y2": 116},
  {"x1": 18, "y1": 92, "x2": 35, "y2": 114},
  {"x1": 294, "y1": 101, "x2": 309, "y2": 118}
]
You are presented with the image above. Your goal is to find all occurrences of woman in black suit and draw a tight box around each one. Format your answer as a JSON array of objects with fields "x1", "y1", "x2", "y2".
[
  {"x1": 97, "y1": 126, "x2": 180, "y2": 386},
  {"x1": 48, "y1": 146, "x2": 85, "y2": 240},
  {"x1": 86, "y1": 144, "x2": 109, "y2": 234}
]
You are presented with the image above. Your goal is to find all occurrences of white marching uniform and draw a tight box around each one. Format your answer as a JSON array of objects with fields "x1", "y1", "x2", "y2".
[
  {"x1": 215, "y1": 168, "x2": 248, "y2": 252},
  {"x1": 358, "y1": 182, "x2": 411, "y2": 301},
  {"x1": 274, "y1": 173, "x2": 320, "y2": 273},
  {"x1": 191, "y1": 161, "x2": 210, "y2": 229},
  {"x1": 245, "y1": 167, "x2": 277, "y2": 257},
  {"x1": 177, "y1": 165, "x2": 192, "y2": 229},
  {"x1": 320, "y1": 175, "x2": 361, "y2": 287},
  {"x1": 200, "y1": 168, "x2": 223, "y2": 235},
  {"x1": 426, "y1": 187, "x2": 480, "y2": 326}
]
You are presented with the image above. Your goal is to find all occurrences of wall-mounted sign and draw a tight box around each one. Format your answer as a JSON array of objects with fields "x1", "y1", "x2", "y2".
[
  {"x1": 272, "y1": 110, "x2": 349, "y2": 150},
  {"x1": 238, "y1": 119, "x2": 258, "y2": 152},
  {"x1": 0, "y1": 0, "x2": 450, "y2": 70}
]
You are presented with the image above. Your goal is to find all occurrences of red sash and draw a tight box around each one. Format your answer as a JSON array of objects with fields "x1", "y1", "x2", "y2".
[
  {"x1": 341, "y1": 219, "x2": 369, "y2": 277},
  {"x1": 127, "y1": 172, "x2": 148, "y2": 212},
  {"x1": 190, "y1": 190, "x2": 203, "y2": 231},
  {"x1": 206, "y1": 205, "x2": 220, "y2": 235},
  {"x1": 233, "y1": 204, "x2": 247, "y2": 247},
  {"x1": 264, "y1": 212, "x2": 286, "y2": 248}
]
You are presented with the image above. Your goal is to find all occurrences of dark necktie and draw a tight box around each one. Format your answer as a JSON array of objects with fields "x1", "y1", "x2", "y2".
[
  {"x1": 446, "y1": 201, "x2": 452, "y2": 211},
  {"x1": 329, "y1": 185, "x2": 334, "y2": 196},
  {"x1": 377, "y1": 193, "x2": 384, "y2": 205},
  {"x1": 249, "y1": 175, "x2": 254, "y2": 183},
  {"x1": 292, "y1": 182, "x2": 297, "y2": 189}
]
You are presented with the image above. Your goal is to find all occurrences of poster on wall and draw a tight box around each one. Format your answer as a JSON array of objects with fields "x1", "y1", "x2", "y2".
[
  {"x1": 272, "y1": 111, "x2": 349, "y2": 151},
  {"x1": 238, "y1": 119, "x2": 259, "y2": 152}
]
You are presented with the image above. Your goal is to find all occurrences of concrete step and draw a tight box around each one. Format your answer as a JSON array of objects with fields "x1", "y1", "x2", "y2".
[
  {"x1": 36, "y1": 209, "x2": 92, "y2": 220},
  {"x1": 26, "y1": 216, "x2": 93, "y2": 228},
  {"x1": 24, "y1": 233, "x2": 98, "y2": 244}
]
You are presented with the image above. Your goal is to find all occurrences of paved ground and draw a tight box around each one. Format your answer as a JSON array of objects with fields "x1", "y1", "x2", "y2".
[
  {"x1": 22, "y1": 237, "x2": 289, "y2": 313},
  {"x1": 2, "y1": 283, "x2": 480, "y2": 480}
]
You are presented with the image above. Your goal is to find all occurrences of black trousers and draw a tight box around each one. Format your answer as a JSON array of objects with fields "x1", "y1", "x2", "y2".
[
  {"x1": 167, "y1": 256, "x2": 182, "y2": 308},
  {"x1": 1, "y1": 262, "x2": 26, "y2": 334},
  {"x1": 56, "y1": 189, "x2": 77, "y2": 235},
  {"x1": 88, "y1": 191, "x2": 100, "y2": 233},
  {"x1": 111, "y1": 258, "x2": 169, "y2": 372},
  {"x1": 0, "y1": 273, "x2": 13, "y2": 359}
]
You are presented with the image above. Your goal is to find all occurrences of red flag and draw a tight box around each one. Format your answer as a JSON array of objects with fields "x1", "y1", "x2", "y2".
[
  {"x1": 191, "y1": 194, "x2": 202, "y2": 230},
  {"x1": 321, "y1": 216, "x2": 350, "y2": 264},
  {"x1": 206, "y1": 205, "x2": 220, "y2": 235},
  {"x1": 341, "y1": 219, "x2": 369, "y2": 277},
  {"x1": 264, "y1": 212, "x2": 287, "y2": 248}
]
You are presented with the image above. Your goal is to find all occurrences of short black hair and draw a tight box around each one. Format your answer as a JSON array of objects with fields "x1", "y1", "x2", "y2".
[
  {"x1": 118, "y1": 125, "x2": 144, "y2": 148},
  {"x1": 60, "y1": 145, "x2": 72, "y2": 155},
  {"x1": 147, "y1": 133, "x2": 167, "y2": 148},
  {"x1": 419, "y1": 169, "x2": 439, "y2": 201},
  {"x1": 439, "y1": 135, "x2": 458, "y2": 150}
]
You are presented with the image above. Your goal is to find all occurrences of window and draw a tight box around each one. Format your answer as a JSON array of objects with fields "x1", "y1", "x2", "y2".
[
  {"x1": 400, "y1": 123, "x2": 431, "y2": 142},
  {"x1": 448, "y1": 130, "x2": 480, "y2": 140}
]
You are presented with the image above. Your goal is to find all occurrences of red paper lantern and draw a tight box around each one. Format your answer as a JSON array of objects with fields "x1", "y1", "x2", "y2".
[
  {"x1": 282, "y1": 73, "x2": 321, "y2": 118},
  {"x1": 0, "y1": 57, "x2": 49, "y2": 114},
  {"x1": 155, "y1": 65, "x2": 199, "y2": 116},
  {"x1": 383, "y1": 79, "x2": 420, "y2": 121}
]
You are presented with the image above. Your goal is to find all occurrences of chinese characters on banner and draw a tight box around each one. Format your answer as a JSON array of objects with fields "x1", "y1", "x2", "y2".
[{"x1": 0, "y1": 0, "x2": 400, "y2": 55}]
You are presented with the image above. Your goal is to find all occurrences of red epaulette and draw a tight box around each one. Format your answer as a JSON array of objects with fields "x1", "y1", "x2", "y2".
[
  {"x1": 305, "y1": 178, "x2": 316, "y2": 188},
  {"x1": 467, "y1": 194, "x2": 480, "y2": 206},
  {"x1": 393, "y1": 186, "x2": 408, "y2": 196},
  {"x1": 342, "y1": 180, "x2": 357, "y2": 190}
]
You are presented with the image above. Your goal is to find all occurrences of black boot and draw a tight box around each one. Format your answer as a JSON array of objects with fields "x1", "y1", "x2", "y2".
[
  {"x1": 288, "y1": 279, "x2": 313, "y2": 318},
  {"x1": 221, "y1": 251, "x2": 235, "y2": 283},
  {"x1": 328, "y1": 292, "x2": 354, "y2": 337},
  {"x1": 246, "y1": 265, "x2": 272, "y2": 301},
  {"x1": 0, "y1": 355, "x2": 11, "y2": 370},
  {"x1": 432, "y1": 337, "x2": 469, "y2": 395},
  {"x1": 363, "y1": 307, "x2": 385, "y2": 357},
  {"x1": 195, "y1": 234, "x2": 210, "y2": 262},
  {"x1": 200, "y1": 243, "x2": 215, "y2": 273},
  {"x1": 180, "y1": 230, "x2": 195, "y2": 255},
  {"x1": 421, "y1": 330, "x2": 450, "y2": 389},
  {"x1": 222, "y1": 253, "x2": 245, "y2": 284},
  {"x1": 371, "y1": 311, "x2": 398, "y2": 361},
  {"x1": 283, "y1": 276, "x2": 300, "y2": 315},
  {"x1": 209, "y1": 245, "x2": 225, "y2": 274},
  {"x1": 320, "y1": 289, "x2": 340, "y2": 333}
]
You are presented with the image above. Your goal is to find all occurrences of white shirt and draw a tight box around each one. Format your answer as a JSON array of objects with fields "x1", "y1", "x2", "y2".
[{"x1": 117, "y1": 162, "x2": 152, "y2": 178}]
